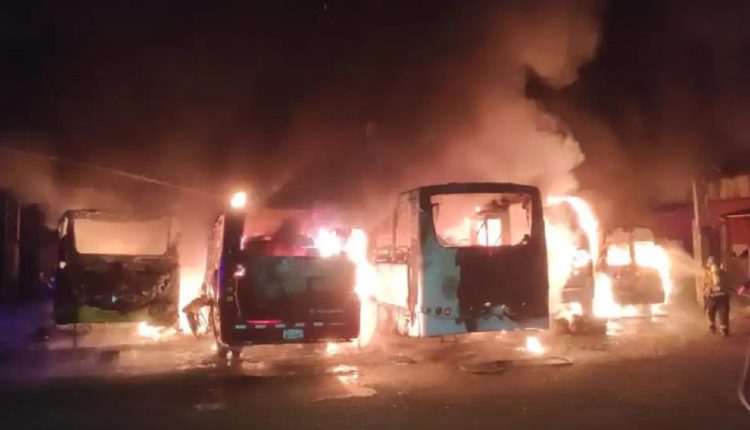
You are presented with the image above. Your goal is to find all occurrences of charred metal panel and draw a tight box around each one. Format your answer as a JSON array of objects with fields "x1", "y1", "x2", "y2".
[
  {"x1": 417, "y1": 183, "x2": 549, "y2": 336},
  {"x1": 217, "y1": 254, "x2": 360, "y2": 345},
  {"x1": 236, "y1": 256, "x2": 357, "y2": 319},
  {"x1": 454, "y1": 246, "x2": 549, "y2": 321},
  {"x1": 208, "y1": 209, "x2": 360, "y2": 346},
  {"x1": 54, "y1": 210, "x2": 179, "y2": 325}
]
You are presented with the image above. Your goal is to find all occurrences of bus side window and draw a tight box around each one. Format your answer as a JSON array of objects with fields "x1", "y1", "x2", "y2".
[{"x1": 393, "y1": 196, "x2": 413, "y2": 263}]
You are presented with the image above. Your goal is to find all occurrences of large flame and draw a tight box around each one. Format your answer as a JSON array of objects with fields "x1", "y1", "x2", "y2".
[
  {"x1": 544, "y1": 219, "x2": 580, "y2": 316},
  {"x1": 523, "y1": 335, "x2": 546, "y2": 355},
  {"x1": 136, "y1": 264, "x2": 204, "y2": 339},
  {"x1": 547, "y1": 196, "x2": 600, "y2": 263},
  {"x1": 634, "y1": 241, "x2": 673, "y2": 301},
  {"x1": 314, "y1": 227, "x2": 378, "y2": 346},
  {"x1": 314, "y1": 228, "x2": 344, "y2": 257},
  {"x1": 547, "y1": 196, "x2": 673, "y2": 320},
  {"x1": 546, "y1": 196, "x2": 599, "y2": 318}
]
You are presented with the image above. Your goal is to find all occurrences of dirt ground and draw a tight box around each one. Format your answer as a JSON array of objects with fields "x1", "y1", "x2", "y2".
[{"x1": 0, "y1": 301, "x2": 749, "y2": 430}]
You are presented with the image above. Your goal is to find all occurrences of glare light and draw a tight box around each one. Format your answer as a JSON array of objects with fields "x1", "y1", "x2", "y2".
[
  {"x1": 524, "y1": 336, "x2": 546, "y2": 355},
  {"x1": 137, "y1": 321, "x2": 177, "y2": 341},
  {"x1": 230, "y1": 191, "x2": 248, "y2": 209},
  {"x1": 234, "y1": 264, "x2": 246, "y2": 278}
]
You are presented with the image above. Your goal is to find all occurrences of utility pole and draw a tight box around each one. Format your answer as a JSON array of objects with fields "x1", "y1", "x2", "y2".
[{"x1": 692, "y1": 177, "x2": 708, "y2": 306}]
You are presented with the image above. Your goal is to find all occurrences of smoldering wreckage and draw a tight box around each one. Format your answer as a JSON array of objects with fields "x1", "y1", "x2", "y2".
[{"x1": 0, "y1": 176, "x2": 687, "y2": 360}]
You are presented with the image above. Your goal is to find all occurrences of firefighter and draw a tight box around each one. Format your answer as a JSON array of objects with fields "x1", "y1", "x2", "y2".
[{"x1": 703, "y1": 256, "x2": 732, "y2": 336}]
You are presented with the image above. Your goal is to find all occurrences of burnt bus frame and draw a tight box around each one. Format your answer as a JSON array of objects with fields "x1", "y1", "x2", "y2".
[
  {"x1": 54, "y1": 209, "x2": 179, "y2": 325},
  {"x1": 376, "y1": 182, "x2": 550, "y2": 338},
  {"x1": 208, "y1": 212, "x2": 359, "y2": 349}
]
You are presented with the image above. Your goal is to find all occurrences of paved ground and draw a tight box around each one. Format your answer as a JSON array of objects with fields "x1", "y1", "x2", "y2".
[{"x1": 1, "y1": 303, "x2": 749, "y2": 430}]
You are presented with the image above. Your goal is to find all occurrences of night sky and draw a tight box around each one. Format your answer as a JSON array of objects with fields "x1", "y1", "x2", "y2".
[{"x1": 2, "y1": 0, "x2": 750, "y2": 212}]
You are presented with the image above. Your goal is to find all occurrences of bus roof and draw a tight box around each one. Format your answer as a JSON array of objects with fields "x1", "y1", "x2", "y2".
[{"x1": 402, "y1": 182, "x2": 541, "y2": 197}]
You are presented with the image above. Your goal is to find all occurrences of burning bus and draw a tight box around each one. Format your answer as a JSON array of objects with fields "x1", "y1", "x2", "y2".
[
  {"x1": 372, "y1": 182, "x2": 549, "y2": 337},
  {"x1": 54, "y1": 210, "x2": 180, "y2": 326},
  {"x1": 185, "y1": 192, "x2": 361, "y2": 358},
  {"x1": 545, "y1": 196, "x2": 598, "y2": 323},
  {"x1": 598, "y1": 226, "x2": 669, "y2": 308}
]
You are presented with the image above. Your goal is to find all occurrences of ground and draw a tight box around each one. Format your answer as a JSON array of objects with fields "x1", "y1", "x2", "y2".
[{"x1": 1, "y1": 303, "x2": 749, "y2": 430}]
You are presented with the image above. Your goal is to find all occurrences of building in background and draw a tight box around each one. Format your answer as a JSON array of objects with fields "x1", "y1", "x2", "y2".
[
  {"x1": 0, "y1": 190, "x2": 56, "y2": 307},
  {"x1": 0, "y1": 190, "x2": 20, "y2": 306},
  {"x1": 649, "y1": 174, "x2": 750, "y2": 279}
]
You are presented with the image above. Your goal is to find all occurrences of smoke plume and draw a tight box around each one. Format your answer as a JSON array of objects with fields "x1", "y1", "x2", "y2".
[{"x1": 0, "y1": 1, "x2": 604, "y2": 242}]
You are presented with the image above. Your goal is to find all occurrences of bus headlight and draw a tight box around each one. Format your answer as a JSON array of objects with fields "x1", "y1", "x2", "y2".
[{"x1": 230, "y1": 191, "x2": 248, "y2": 209}]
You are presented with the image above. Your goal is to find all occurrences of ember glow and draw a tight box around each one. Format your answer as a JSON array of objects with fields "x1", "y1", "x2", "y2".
[
  {"x1": 523, "y1": 336, "x2": 546, "y2": 355},
  {"x1": 325, "y1": 341, "x2": 342, "y2": 356},
  {"x1": 137, "y1": 321, "x2": 177, "y2": 341}
]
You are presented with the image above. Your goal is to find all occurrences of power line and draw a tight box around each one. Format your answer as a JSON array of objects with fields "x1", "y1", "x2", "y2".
[{"x1": 0, "y1": 144, "x2": 220, "y2": 200}]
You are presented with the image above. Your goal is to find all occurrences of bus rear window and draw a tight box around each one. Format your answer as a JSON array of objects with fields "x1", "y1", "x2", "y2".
[{"x1": 430, "y1": 193, "x2": 532, "y2": 248}]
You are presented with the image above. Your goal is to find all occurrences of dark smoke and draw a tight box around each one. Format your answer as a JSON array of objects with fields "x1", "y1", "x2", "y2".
[
  {"x1": 0, "y1": 1, "x2": 603, "y2": 232},
  {"x1": 537, "y1": 0, "x2": 750, "y2": 220}
]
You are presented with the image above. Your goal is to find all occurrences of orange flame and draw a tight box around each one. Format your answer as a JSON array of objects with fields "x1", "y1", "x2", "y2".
[
  {"x1": 137, "y1": 321, "x2": 177, "y2": 341},
  {"x1": 546, "y1": 196, "x2": 599, "y2": 318},
  {"x1": 547, "y1": 196, "x2": 673, "y2": 320},
  {"x1": 315, "y1": 228, "x2": 377, "y2": 346},
  {"x1": 178, "y1": 265, "x2": 205, "y2": 332}
]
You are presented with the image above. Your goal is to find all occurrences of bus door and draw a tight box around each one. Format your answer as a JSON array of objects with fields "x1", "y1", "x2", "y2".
[{"x1": 374, "y1": 192, "x2": 419, "y2": 335}]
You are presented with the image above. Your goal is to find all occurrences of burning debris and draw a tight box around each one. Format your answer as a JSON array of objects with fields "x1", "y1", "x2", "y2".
[
  {"x1": 521, "y1": 336, "x2": 546, "y2": 355},
  {"x1": 136, "y1": 321, "x2": 178, "y2": 341},
  {"x1": 312, "y1": 227, "x2": 378, "y2": 346}
]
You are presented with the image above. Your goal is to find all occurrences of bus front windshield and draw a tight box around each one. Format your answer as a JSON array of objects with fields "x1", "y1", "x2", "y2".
[
  {"x1": 74, "y1": 216, "x2": 172, "y2": 256},
  {"x1": 430, "y1": 193, "x2": 533, "y2": 248}
]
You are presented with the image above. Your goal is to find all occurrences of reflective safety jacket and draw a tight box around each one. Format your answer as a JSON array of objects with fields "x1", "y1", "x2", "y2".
[{"x1": 703, "y1": 268, "x2": 730, "y2": 297}]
